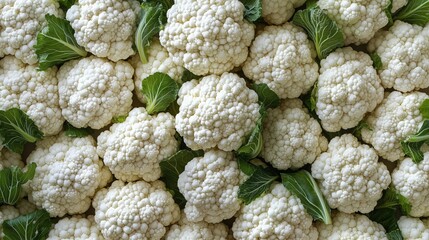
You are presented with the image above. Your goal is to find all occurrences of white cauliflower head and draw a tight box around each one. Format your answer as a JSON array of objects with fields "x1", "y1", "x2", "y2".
[
  {"x1": 66, "y1": 0, "x2": 140, "y2": 62},
  {"x1": 262, "y1": 0, "x2": 306, "y2": 25},
  {"x1": 97, "y1": 107, "x2": 179, "y2": 182},
  {"x1": 0, "y1": 139, "x2": 23, "y2": 170},
  {"x1": 159, "y1": 0, "x2": 255, "y2": 75},
  {"x1": 398, "y1": 216, "x2": 429, "y2": 240},
  {"x1": 316, "y1": 47, "x2": 384, "y2": 132},
  {"x1": 261, "y1": 99, "x2": 328, "y2": 170},
  {"x1": 176, "y1": 73, "x2": 260, "y2": 151},
  {"x1": 57, "y1": 56, "x2": 134, "y2": 129},
  {"x1": 368, "y1": 21, "x2": 429, "y2": 92},
  {"x1": 93, "y1": 180, "x2": 180, "y2": 240},
  {"x1": 243, "y1": 23, "x2": 319, "y2": 99},
  {"x1": 48, "y1": 215, "x2": 104, "y2": 240},
  {"x1": 0, "y1": 56, "x2": 64, "y2": 136}
]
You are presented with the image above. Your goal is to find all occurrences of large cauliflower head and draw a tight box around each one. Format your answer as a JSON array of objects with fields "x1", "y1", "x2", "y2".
[
  {"x1": 159, "y1": 0, "x2": 255, "y2": 75},
  {"x1": 93, "y1": 180, "x2": 180, "y2": 240},
  {"x1": 316, "y1": 47, "x2": 384, "y2": 132},
  {"x1": 312, "y1": 134, "x2": 391, "y2": 214},
  {"x1": 243, "y1": 23, "x2": 318, "y2": 99},
  {"x1": 176, "y1": 73, "x2": 260, "y2": 151},
  {"x1": 97, "y1": 107, "x2": 179, "y2": 182},
  {"x1": 398, "y1": 216, "x2": 429, "y2": 239},
  {"x1": 57, "y1": 56, "x2": 134, "y2": 129},
  {"x1": 48, "y1": 215, "x2": 104, "y2": 240},
  {"x1": 262, "y1": 0, "x2": 306, "y2": 25}
]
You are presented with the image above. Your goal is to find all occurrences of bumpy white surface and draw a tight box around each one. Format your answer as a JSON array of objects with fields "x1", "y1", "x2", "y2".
[
  {"x1": 316, "y1": 47, "x2": 384, "y2": 132},
  {"x1": 362, "y1": 91, "x2": 428, "y2": 161},
  {"x1": 57, "y1": 56, "x2": 134, "y2": 129},
  {"x1": 262, "y1": 0, "x2": 306, "y2": 25},
  {"x1": 0, "y1": 139, "x2": 23, "y2": 170},
  {"x1": 93, "y1": 180, "x2": 180, "y2": 240},
  {"x1": 176, "y1": 73, "x2": 260, "y2": 151},
  {"x1": 48, "y1": 215, "x2": 104, "y2": 240},
  {"x1": 243, "y1": 23, "x2": 318, "y2": 99},
  {"x1": 160, "y1": 0, "x2": 255, "y2": 75},
  {"x1": 0, "y1": 56, "x2": 64, "y2": 136},
  {"x1": 398, "y1": 216, "x2": 429, "y2": 240},
  {"x1": 391, "y1": 0, "x2": 408, "y2": 12},
  {"x1": 368, "y1": 21, "x2": 429, "y2": 92},
  {"x1": 97, "y1": 108, "x2": 178, "y2": 182},
  {"x1": 312, "y1": 134, "x2": 391, "y2": 213},
  {"x1": 66, "y1": 0, "x2": 140, "y2": 62},
  {"x1": 26, "y1": 133, "x2": 112, "y2": 217},
  {"x1": 261, "y1": 99, "x2": 327, "y2": 170}
]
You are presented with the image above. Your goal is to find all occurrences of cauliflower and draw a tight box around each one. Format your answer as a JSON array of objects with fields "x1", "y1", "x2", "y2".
[
  {"x1": 243, "y1": 23, "x2": 318, "y2": 99},
  {"x1": 316, "y1": 47, "x2": 384, "y2": 132},
  {"x1": 367, "y1": 21, "x2": 429, "y2": 92},
  {"x1": 361, "y1": 91, "x2": 428, "y2": 161},
  {"x1": 97, "y1": 107, "x2": 179, "y2": 182},
  {"x1": 312, "y1": 134, "x2": 391, "y2": 214},
  {"x1": 57, "y1": 56, "x2": 134, "y2": 129},
  {"x1": 0, "y1": 56, "x2": 64, "y2": 136},
  {"x1": 159, "y1": 0, "x2": 255, "y2": 75},
  {"x1": 175, "y1": 73, "x2": 260, "y2": 151},
  {"x1": 398, "y1": 216, "x2": 429, "y2": 240},
  {"x1": 261, "y1": 0, "x2": 306, "y2": 25},
  {"x1": 261, "y1": 99, "x2": 328, "y2": 170},
  {"x1": 0, "y1": 140, "x2": 23, "y2": 170},
  {"x1": 66, "y1": 0, "x2": 140, "y2": 62},
  {"x1": 48, "y1": 215, "x2": 104, "y2": 240},
  {"x1": 26, "y1": 133, "x2": 112, "y2": 217},
  {"x1": 391, "y1": 0, "x2": 408, "y2": 12},
  {"x1": 93, "y1": 180, "x2": 180, "y2": 240}
]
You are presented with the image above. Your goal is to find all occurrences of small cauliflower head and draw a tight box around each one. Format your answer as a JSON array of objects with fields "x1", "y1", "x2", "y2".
[
  {"x1": 93, "y1": 180, "x2": 180, "y2": 240},
  {"x1": 0, "y1": 0, "x2": 63, "y2": 64},
  {"x1": 66, "y1": 0, "x2": 140, "y2": 62},
  {"x1": 312, "y1": 134, "x2": 391, "y2": 214},
  {"x1": 48, "y1": 215, "x2": 104, "y2": 240},
  {"x1": 97, "y1": 107, "x2": 179, "y2": 182},
  {"x1": 318, "y1": 0, "x2": 389, "y2": 45},
  {"x1": 243, "y1": 23, "x2": 318, "y2": 99},
  {"x1": 26, "y1": 133, "x2": 112, "y2": 217},
  {"x1": 368, "y1": 21, "x2": 429, "y2": 92},
  {"x1": 317, "y1": 211, "x2": 388, "y2": 239},
  {"x1": 58, "y1": 56, "x2": 134, "y2": 129},
  {"x1": 261, "y1": 99, "x2": 327, "y2": 170},
  {"x1": 316, "y1": 47, "x2": 384, "y2": 132},
  {"x1": 176, "y1": 73, "x2": 260, "y2": 151},
  {"x1": 232, "y1": 183, "x2": 318, "y2": 239},
  {"x1": 178, "y1": 150, "x2": 241, "y2": 223},
  {"x1": 0, "y1": 140, "x2": 23, "y2": 170},
  {"x1": 398, "y1": 216, "x2": 429, "y2": 240},
  {"x1": 262, "y1": 0, "x2": 306, "y2": 25},
  {"x1": 0, "y1": 56, "x2": 64, "y2": 136},
  {"x1": 159, "y1": 0, "x2": 255, "y2": 75},
  {"x1": 361, "y1": 91, "x2": 428, "y2": 161}
]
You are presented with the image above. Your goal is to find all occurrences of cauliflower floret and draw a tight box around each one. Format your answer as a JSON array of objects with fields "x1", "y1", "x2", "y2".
[
  {"x1": 262, "y1": 0, "x2": 306, "y2": 25},
  {"x1": 243, "y1": 23, "x2": 318, "y2": 99},
  {"x1": 391, "y1": 0, "x2": 408, "y2": 12},
  {"x1": 66, "y1": 0, "x2": 140, "y2": 62},
  {"x1": 0, "y1": 0, "x2": 63, "y2": 64},
  {"x1": 316, "y1": 211, "x2": 388, "y2": 239},
  {"x1": 232, "y1": 183, "x2": 318, "y2": 239},
  {"x1": 176, "y1": 73, "x2": 260, "y2": 151},
  {"x1": 362, "y1": 91, "x2": 428, "y2": 161},
  {"x1": 178, "y1": 150, "x2": 241, "y2": 223},
  {"x1": 26, "y1": 133, "x2": 112, "y2": 217},
  {"x1": 97, "y1": 108, "x2": 179, "y2": 182},
  {"x1": 398, "y1": 216, "x2": 429, "y2": 240},
  {"x1": 316, "y1": 47, "x2": 384, "y2": 132},
  {"x1": 93, "y1": 180, "x2": 180, "y2": 240},
  {"x1": 318, "y1": 0, "x2": 389, "y2": 45},
  {"x1": 261, "y1": 99, "x2": 328, "y2": 170},
  {"x1": 368, "y1": 21, "x2": 429, "y2": 92},
  {"x1": 312, "y1": 134, "x2": 391, "y2": 214},
  {"x1": 48, "y1": 215, "x2": 104, "y2": 240},
  {"x1": 159, "y1": 0, "x2": 255, "y2": 75},
  {"x1": 57, "y1": 56, "x2": 134, "y2": 129},
  {"x1": 0, "y1": 56, "x2": 64, "y2": 136}
]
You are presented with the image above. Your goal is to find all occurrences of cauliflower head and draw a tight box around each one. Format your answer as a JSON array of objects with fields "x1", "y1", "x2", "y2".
[
  {"x1": 312, "y1": 134, "x2": 391, "y2": 214},
  {"x1": 176, "y1": 73, "x2": 260, "y2": 151},
  {"x1": 261, "y1": 99, "x2": 328, "y2": 170},
  {"x1": 66, "y1": 0, "x2": 140, "y2": 62},
  {"x1": 0, "y1": 140, "x2": 23, "y2": 170},
  {"x1": 316, "y1": 47, "x2": 384, "y2": 132},
  {"x1": 368, "y1": 21, "x2": 429, "y2": 92},
  {"x1": 57, "y1": 56, "x2": 134, "y2": 129},
  {"x1": 262, "y1": 0, "x2": 306, "y2": 25},
  {"x1": 159, "y1": 0, "x2": 255, "y2": 75},
  {"x1": 243, "y1": 23, "x2": 318, "y2": 99},
  {"x1": 93, "y1": 180, "x2": 180, "y2": 240},
  {"x1": 398, "y1": 216, "x2": 429, "y2": 240},
  {"x1": 97, "y1": 107, "x2": 179, "y2": 182},
  {"x1": 362, "y1": 91, "x2": 428, "y2": 161},
  {"x1": 48, "y1": 215, "x2": 104, "y2": 240}
]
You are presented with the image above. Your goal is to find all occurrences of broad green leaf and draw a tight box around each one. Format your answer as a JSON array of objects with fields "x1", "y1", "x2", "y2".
[
  {"x1": 306, "y1": 0, "x2": 319, "y2": 8},
  {"x1": 64, "y1": 122, "x2": 90, "y2": 138},
  {"x1": 237, "y1": 158, "x2": 259, "y2": 176},
  {"x1": 112, "y1": 115, "x2": 128, "y2": 123},
  {"x1": 142, "y1": 72, "x2": 180, "y2": 115},
  {"x1": 239, "y1": 0, "x2": 262, "y2": 22},
  {"x1": 387, "y1": 230, "x2": 404, "y2": 240},
  {"x1": 238, "y1": 168, "x2": 279, "y2": 204},
  {"x1": 34, "y1": 14, "x2": 87, "y2": 71},
  {"x1": 401, "y1": 120, "x2": 429, "y2": 163},
  {"x1": 58, "y1": 0, "x2": 76, "y2": 11},
  {"x1": 0, "y1": 108, "x2": 44, "y2": 154},
  {"x1": 394, "y1": 0, "x2": 429, "y2": 26},
  {"x1": 370, "y1": 53, "x2": 383, "y2": 70},
  {"x1": 419, "y1": 99, "x2": 429, "y2": 119},
  {"x1": 368, "y1": 208, "x2": 403, "y2": 240},
  {"x1": 167, "y1": 100, "x2": 180, "y2": 116},
  {"x1": 281, "y1": 170, "x2": 332, "y2": 224},
  {"x1": 181, "y1": 69, "x2": 200, "y2": 82},
  {"x1": 3, "y1": 209, "x2": 52, "y2": 240},
  {"x1": 0, "y1": 163, "x2": 36, "y2": 205},
  {"x1": 236, "y1": 116, "x2": 263, "y2": 161},
  {"x1": 252, "y1": 83, "x2": 280, "y2": 109}
]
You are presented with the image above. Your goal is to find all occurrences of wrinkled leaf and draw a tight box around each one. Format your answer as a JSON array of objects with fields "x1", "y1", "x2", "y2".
[
  {"x1": 3, "y1": 209, "x2": 52, "y2": 240},
  {"x1": 401, "y1": 120, "x2": 429, "y2": 163},
  {"x1": 240, "y1": 0, "x2": 262, "y2": 22},
  {"x1": 252, "y1": 83, "x2": 280, "y2": 109},
  {"x1": 394, "y1": 0, "x2": 429, "y2": 26},
  {"x1": 142, "y1": 72, "x2": 179, "y2": 115},
  {"x1": 0, "y1": 163, "x2": 36, "y2": 205},
  {"x1": 238, "y1": 168, "x2": 278, "y2": 204}
]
